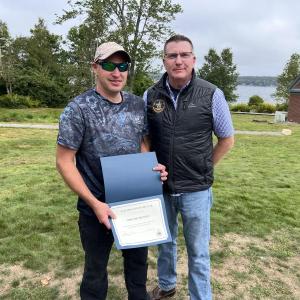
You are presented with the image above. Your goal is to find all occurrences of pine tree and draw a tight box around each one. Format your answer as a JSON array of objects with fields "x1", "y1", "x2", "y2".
[
  {"x1": 197, "y1": 48, "x2": 239, "y2": 102},
  {"x1": 274, "y1": 53, "x2": 300, "y2": 104}
]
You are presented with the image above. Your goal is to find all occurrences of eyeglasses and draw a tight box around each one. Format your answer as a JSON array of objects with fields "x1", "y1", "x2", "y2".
[
  {"x1": 97, "y1": 61, "x2": 129, "y2": 72},
  {"x1": 164, "y1": 52, "x2": 194, "y2": 60}
]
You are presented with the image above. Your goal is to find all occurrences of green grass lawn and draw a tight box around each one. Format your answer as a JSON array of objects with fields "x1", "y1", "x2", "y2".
[
  {"x1": 0, "y1": 107, "x2": 295, "y2": 132},
  {"x1": 0, "y1": 108, "x2": 63, "y2": 124},
  {"x1": 0, "y1": 112, "x2": 299, "y2": 299}
]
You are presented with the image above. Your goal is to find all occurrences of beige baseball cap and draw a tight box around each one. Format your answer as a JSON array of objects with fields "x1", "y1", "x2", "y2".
[{"x1": 93, "y1": 42, "x2": 131, "y2": 63}]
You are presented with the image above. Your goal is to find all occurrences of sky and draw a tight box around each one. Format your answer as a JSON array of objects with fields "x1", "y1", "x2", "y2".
[{"x1": 0, "y1": 0, "x2": 299, "y2": 76}]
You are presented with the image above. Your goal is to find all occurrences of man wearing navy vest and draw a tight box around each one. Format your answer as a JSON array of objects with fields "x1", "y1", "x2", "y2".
[{"x1": 145, "y1": 35, "x2": 234, "y2": 300}]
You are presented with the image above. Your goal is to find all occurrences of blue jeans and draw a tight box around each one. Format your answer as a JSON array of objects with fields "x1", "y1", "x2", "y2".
[{"x1": 157, "y1": 189, "x2": 213, "y2": 300}]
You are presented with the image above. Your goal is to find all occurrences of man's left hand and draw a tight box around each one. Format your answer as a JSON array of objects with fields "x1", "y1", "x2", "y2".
[{"x1": 153, "y1": 164, "x2": 168, "y2": 181}]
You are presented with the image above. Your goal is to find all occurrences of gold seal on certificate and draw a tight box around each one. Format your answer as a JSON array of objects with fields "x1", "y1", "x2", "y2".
[{"x1": 111, "y1": 198, "x2": 169, "y2": 247}]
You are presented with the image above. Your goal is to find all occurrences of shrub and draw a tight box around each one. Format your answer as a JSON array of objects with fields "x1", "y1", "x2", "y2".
[
  {"x1": 256, "y1": 103, "x2": 276, "y2": 113},
  {"x1": 0, "y1": 94, "x2": 42, "y2": 108},
  {"x1": 275, "y1": 103, "x2": 288, "y2": 111},
  {"x1": 248, "y1": 95, "x2": 264, "y2": 107},
  {"x1": 230, "y1": 103, "x2": 250, "y2": 112}
]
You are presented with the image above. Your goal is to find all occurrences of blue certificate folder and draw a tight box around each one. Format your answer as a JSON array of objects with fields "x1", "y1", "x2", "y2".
[{"x1": 100, "y1": 152, "x2": 171, "y2": 249}]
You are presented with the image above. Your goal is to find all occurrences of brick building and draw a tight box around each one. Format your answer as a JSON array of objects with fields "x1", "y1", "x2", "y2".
[{"x1": 288, "y1": 74, "x2": 300, "y2": 123}]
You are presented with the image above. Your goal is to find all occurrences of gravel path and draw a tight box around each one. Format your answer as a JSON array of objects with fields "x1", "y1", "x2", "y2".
[
  {"x1": 0, "y1": 123, "x2": 58, "y2": 129},
  {"x1": 234, "y1": 130, "x2": 282, "y2": 136},
  {"x1": 0, "y1": 123, "x2": 287, "y2": 136}
]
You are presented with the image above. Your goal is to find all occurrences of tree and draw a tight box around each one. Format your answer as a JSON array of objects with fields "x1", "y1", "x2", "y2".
[
  {"x1": 274, "y1": 53, "x2": 300, "y2": 104},
  {"x1": 248, "y1": 95, "x2": 264, "y2": 107},
  {"x1": 56, "y1": 0, "x2": 182, "y2": 91},
  {"x1": 197, "y1": 48, "x2": 239, "y2": 102},
  {"x1": 12, "y1": 19, "x2": 72, "y2": 106},
  {"x1": 131, "y1": 68, "x2": 154, "y2": 96},
  {"x1": 0, "y1": 20, "x2": 14, "y2": 94},
  {"x1": 61, "y1": 24, "x2": 104, "y2": 96}
]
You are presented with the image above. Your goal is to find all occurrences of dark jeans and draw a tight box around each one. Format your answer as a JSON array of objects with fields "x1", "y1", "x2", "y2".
[{"x1": 78, "y1": 213, "x2": 148, "y2": 300}]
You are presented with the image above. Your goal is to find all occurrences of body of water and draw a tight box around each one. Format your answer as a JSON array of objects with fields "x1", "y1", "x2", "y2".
[{"x1": 235, "y1": 85, "x2": 277, "y2": 103}]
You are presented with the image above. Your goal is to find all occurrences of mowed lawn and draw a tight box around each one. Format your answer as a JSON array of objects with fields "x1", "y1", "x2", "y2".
[{"x1": 0, "y1": 111, "x2": 299, "y2": 299}]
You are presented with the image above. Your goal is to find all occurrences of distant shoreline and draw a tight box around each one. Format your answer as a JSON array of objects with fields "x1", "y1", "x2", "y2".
[
  {"x1": 237, "y1": 76, "x2": 277, "y2": 87},
  {"x1": 237, "y1": 83, "x2": 277, "y2": 87},
  {"x1": 235, "y1": 85, "x2": 276, "y2": 103}
]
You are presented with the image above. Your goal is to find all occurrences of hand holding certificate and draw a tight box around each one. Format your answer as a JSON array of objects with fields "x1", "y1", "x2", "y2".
[{"x1": 100, "y1": 152, "x2": 171, "y2": 249}]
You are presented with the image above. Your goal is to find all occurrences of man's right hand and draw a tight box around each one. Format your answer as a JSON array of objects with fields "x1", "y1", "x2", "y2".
[{"x1": 92, "y1": 201, "x2": 116, "y2": 229}]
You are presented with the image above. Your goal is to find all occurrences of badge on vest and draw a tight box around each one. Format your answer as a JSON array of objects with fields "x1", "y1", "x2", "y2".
[{"x1": 152, "y1": 99, "x2": 165, "y2": 113}]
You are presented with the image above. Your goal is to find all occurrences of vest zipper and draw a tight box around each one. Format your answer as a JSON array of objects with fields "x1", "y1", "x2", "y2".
[
  {"x1": 183, "y1": 99, "x2": 188, "y2": 110},
  {"x1": 169, "y1": 95, "x2": 187, "y2": 193},
  {"x1": 168, "y1": 99, "x2": 177, "y2": 194}
]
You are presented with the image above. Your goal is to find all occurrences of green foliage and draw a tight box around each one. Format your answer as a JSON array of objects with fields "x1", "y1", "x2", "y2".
[
  {"x1": 0, "y1": 94, "x2": 42, "y2": 108},
  {"x1": 275, "y1": 102, "x2": 288, "y2": 111},
  {"x1": 14, "y1": 70, "x2": 70, "y2": 107},
  {"x1": 1, "y1": 19, "x2": 72, "y2": 107},
  {"x1": 63, "y1": 21, "x2": 104, "y2": 95},
  {"x1": 230, "y1": 103, "x2": 250, "y2": 112},
  {"x1": 56, "y1": 0, "x2": 182, "y2": 91},
  {"x1": 1, "y1": 1, "x2": 183, "y2": 105},
  {"x1": 23, "y1": 19, "x2": 72, "y2": 106},
  {"x1": 197, "y1": 48, "x2": 239, "y2": 102},
  {"x1": 0, "y1": 20, "x2": 14, "y2": 94},
  {"x1": 255, "y1": 103, "x2": 276, "y2": 113},
  {"x1": 0, "y1": 20, "x2": 10, "y2": 42},
  {"x1": 0, "y1": 79, "x2": 6, "y2": 95},
  {"x1": 230, "y1": 102, "x2": 276, "y2": 113},
  {"x1": 248, "y1": 95, "x2": 264, "y2": 107},
  {"x1": 274, "y1": 53, "x2": 300, "y2": 104},
  {"x1": 131, "y1": 70, "x2": 154, "y2": 96}
]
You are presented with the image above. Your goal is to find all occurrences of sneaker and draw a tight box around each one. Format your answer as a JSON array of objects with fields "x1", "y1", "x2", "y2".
[{"x1": 148, "y1": 285, "x2": 176, "y2": 299}]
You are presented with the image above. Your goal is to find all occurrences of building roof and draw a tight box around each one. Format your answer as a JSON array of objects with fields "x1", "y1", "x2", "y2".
[{"x1": 289, "y1": 74, "x2": 300, "y2": 94}]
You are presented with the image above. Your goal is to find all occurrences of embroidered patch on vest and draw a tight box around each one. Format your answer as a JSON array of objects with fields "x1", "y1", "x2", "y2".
[{"x1": 152, "y1": 99, "x2": 165, "y2": 113}]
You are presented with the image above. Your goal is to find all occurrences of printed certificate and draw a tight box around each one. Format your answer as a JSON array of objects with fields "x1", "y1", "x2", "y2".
[
  {"x1": 110, "y1": 197, "x2": 169, "y2": 248},
  {"x1": 101, "y1": 152, "x2": 171, "y2": 249}
]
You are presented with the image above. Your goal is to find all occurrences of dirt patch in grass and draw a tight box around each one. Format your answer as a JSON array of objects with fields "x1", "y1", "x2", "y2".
[
  {"x1": 0, "y1": 264, "x2": 82, "y2": 299},
  {"x1": 1, "y1": 232, "x2": 299, "y2": 299},
  {"x1": 56, "y1": 268, "x2": 82, "y2": 299},
  {"x1": 211, "y1": 232, "x2": 300, "y2": 300},
  {"x1": 0, "y1": 265, "x2": 36, "y2": 295},
  {"x1": 148, "y1": 232, "x2": 299, "y2": 300}
]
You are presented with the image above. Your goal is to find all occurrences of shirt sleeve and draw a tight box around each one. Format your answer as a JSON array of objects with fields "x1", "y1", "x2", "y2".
[
  {"x1": 142, "y1": 105, "x2": 149, "y2": 136},
  {"x1": 143, "y1": 89, "x2": 148, "y2": 104},
  {"x1": 142, "y1": 89, "x2": 149, "y2": 136},
  {"x1": 212, "y1": 88, "x2": 234, "y2": 138},
  {"x1": 57, "y1": 102, "x2": 85, "y2": 150}
]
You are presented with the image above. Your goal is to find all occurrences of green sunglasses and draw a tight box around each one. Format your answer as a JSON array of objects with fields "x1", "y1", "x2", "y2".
[{"x1": 97, "y1": 61, "x2": 129, "y2": 72}]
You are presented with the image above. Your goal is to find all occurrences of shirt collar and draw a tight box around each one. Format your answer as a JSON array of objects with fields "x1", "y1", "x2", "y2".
[{"x1": 165, "y1": 77, "x2": 191, "y2": 108}]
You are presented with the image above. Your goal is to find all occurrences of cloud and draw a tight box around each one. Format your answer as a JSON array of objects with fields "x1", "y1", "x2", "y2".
[
  {"x1": 1, "y1": 0, "x2": 299, "y2": 75},
  {"x1": 173, "y1": 0, "x2": 300, "y2": 75},
  {"x1": 0, "y1": 0, "x2": 70, "y2": 37}
]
